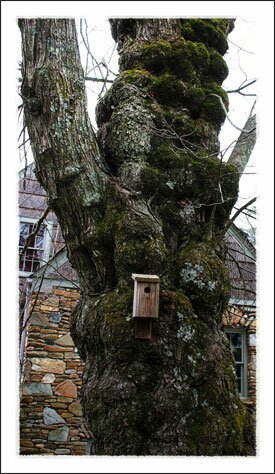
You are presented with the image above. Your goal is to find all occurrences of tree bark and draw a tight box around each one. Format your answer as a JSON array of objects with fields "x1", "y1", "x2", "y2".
[
  {"x1": 19, "y1": 18, "x2": 255, "y2": 455},
  {"x1": 227, "y1": 113, "x2": 256, "y2": 174}
]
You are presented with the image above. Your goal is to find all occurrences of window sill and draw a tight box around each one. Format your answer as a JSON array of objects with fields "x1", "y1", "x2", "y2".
[{"x1": 19, "y1": 271, "x2": 33, "y2": 277}]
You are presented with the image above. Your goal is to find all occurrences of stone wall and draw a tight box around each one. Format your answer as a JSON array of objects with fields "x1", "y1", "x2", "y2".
[
  {"x1": 20, "y1": 288, "x2": 92, "y2": 455},
  {"x1": 222, "y1": 305, "x2": 256, "y2": 412}
]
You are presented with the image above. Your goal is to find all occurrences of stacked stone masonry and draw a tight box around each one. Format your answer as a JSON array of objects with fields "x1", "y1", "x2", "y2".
[
  {"x1": 20, "y1": 287, "x2": 256, "y2": 455},
  {"x1": 222, "y1": 305, "x2": 256, "y2": 413},
  {"x1": 20, "y1": 288, "x2": 93, "y2": 455}
]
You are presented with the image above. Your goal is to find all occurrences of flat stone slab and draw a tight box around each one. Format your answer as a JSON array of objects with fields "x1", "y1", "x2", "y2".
[
  {"x1": 48, "y1": 426, "x2": 69, "y2": 442},
  {"x1": 44, "y1": 296, "x2": 59, "y2": 306},
  {"x1": 54, "y1": 380, "x2": 77, "y2": 398},
  {"x1": 55, "y1": 449, "x2": 70, "y2": 455},
  {"x1": 31, "y1": 358, "x2": 65, "y2": 374},
  {"x1": 30, "y1": 312, "x2": 48, "y2": 327},
  {"x1": 43, "y1": 407, "x2": 66, "y2": 425},
  {"x1": 22, "y1": 383, "x2": 53, "y2": 396},
  {"x1": 55, "y1": 333, "x2": 74, "y2": 347},
  {"x1": 68, "y1": 400, "x2": 83, "y2": 417}
]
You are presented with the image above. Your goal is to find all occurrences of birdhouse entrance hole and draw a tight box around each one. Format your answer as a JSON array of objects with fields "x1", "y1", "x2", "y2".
[{"x1": 144, "y1": 287, "x2": 151, "y2": 294}]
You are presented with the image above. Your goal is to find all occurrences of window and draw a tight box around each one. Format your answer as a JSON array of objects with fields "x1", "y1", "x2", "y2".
[
  {"x1": 225, "y1": 329, "x2": 248, "y2": 398},
  {"x1": 19, "y1": 217, "x2": 52, "y2": 275}
]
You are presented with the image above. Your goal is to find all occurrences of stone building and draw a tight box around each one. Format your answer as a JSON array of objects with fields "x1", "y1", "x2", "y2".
[{"x1": 19, "y1": 163, "x2": 256, "y2": 455}]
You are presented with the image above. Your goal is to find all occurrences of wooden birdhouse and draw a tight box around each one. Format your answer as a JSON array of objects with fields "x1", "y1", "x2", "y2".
[{"x1": 131, "y1": 274, "x2": 160, "y2": 339}]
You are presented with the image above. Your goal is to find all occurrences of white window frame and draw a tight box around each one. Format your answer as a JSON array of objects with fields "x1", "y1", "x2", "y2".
[
  {"x1": 224, "y1": 327, "x2": 248, "y2": 399},
  {"x1": 19, "y1": 216, "x2": 53, "y2": 277}
]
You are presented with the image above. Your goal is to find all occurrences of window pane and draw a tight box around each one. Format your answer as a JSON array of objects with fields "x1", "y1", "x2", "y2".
[
  {"x1": 23, "y1": 257, "x2": 33, "y2": 273},
  {"x1": 19, "y1": 255, "x2": 25, "y2": 271},
  {"x1": 19, "y1": 223, "x2": 30, "y2": 246},
  {"x1": 32, "y1": 259, "x2": 41, "y2": 272},
  {"x1": 236, "y1": 365, "x2": 242, "y2": 378},
  {"x1": 19, "y1": 220, "x2": 45, "y2": 273},
  {"x1": 237, "y1": 378, "x2": 241, "y2": 393},
  {"x1": 234, "y1": 348, "x2": 242, "y2": 362},
  {"x1": 231, "y1": 333, "x2": 242, "y2": 348},
  {"x1": 37, "y1": 224, "x2": 45, "y2": 237},
  {"x1": 35, "y1": 234, "x2": 44, "y2": 249},
  {"x1": 225, "y1": 330, "x2": 246, "y2": 397}
]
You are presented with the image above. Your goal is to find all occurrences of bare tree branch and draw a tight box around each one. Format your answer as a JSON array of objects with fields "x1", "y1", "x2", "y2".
[
  {"x1": 227, "y1": 113, "x2": 256, "y2": 174},
  {"x1": 224, "y1": 197, "x2": 256, "y2": 232},
  {"x1": 205, "y1": 93, "x2": 256, "y2": 134},
  {"x1": 226, "y1": 79, "x2": 257, "y2": 97},
  {"x1": 85, "y1": 76, "x2": 114, "y2": 83}
]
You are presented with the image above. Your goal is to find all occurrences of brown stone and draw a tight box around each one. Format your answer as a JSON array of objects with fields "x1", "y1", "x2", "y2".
[
  {"x1": 44, "y1": 345, "x2": 68, "y2": 352},
  {"x1": 54, "y1": 381, "x2": 77, "y2": 398},
  {"x1": 31, "y1": 375, "x2": 43, "y2": 382},
  {"x1": 55, "y1": 333, "x2": 75, "y2": 347},
  {"x1": 65, "y1": 352, "x2": 79, "y2": 358},
  {"x1": 51, "y1": 403, "x2": 67, "y2": 409},
  {"x1": 21, "y1": 440, "x2": 34, "y2": 447},
  {"x1": 40, "y1": 304, "x2": 59, "y2": 312},
  {"x1": 61, "y1": 413, "x2": 74, "y2": 419},
  {"x1": 43, "y1": 296, "x2": 59, "y2": 306},
  {"x1": 48, "y1": 353, "x2": 64, "y2": 359},
  {"x1": 31, "y1": 358, "x2": 65, "y2": 374},
  {"x1": 73, "y1": 449, "x2": 86, "y2": 455},
  {"x1": 44, "y1": 335, "x2": 59, "y2": 340},
  {"x1": 28, "y1": 351, "x2": 49, "y2": 358},
  {"x1": 68, "y1": 400, "x2": 82, "y2": 416},
  {"x1": 52, "y1": 289, "x2": 71, "y2": 297},
  {"x1": 30, "y1": 341, "x2": 46, "y2": 347},
  {"x1": 57, "y1": 396, "x2": 73, "y2": 403}
]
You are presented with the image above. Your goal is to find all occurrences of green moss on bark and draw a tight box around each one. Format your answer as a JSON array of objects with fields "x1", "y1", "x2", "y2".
[
  {"x1": 75, "y1": 17, "x2": 255, "y2": 455},
  {"x1": 180, "y1": 19, "x2": 229, "y2": 55},
  {"x1": 178, "y1": 242, "x2": 231, "y2": 319}
]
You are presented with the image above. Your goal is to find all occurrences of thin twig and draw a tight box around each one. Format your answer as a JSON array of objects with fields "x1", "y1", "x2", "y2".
[
  {"x1": 204, "y1": 94, "x2": 256, "y2": 133},
  {"x1": 85, "y1": 76, "x2": 114, "y2": 83}
]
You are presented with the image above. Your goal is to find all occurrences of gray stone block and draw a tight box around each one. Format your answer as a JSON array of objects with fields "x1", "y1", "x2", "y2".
[
  {"x1": 48, "y1": 426, "x2": 69, "y2": 442},
  {"x1": 22, "y1": 383, "x2": 53, "y2": 395},
  {"x1": 55, "y1": 449, "x2": 71, "y2": 455},
  {"x1": 43, "y1": 407, "x2": 66, "y2": 425},
  {"x1": 50, "y1": 312, "x2": 62, "y2": 323},
  {"x1": 30, "y1": 312, "x2": 48, "y2": 327}
]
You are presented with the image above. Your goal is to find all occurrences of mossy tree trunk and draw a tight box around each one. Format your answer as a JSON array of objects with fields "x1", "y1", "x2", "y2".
[{"x1": 19, "y1": 18, "x2": 255, "y2": 455}]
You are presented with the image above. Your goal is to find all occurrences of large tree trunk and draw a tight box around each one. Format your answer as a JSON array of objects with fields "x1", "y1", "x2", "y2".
[{"x1": 19, "y1": 18, "x2": 255, "y2": 455}]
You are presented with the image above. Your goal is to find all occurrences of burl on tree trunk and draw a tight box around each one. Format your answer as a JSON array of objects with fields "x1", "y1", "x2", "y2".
[{"x1": 19, "y1": 18, "x2": 255, "y2": 455}]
